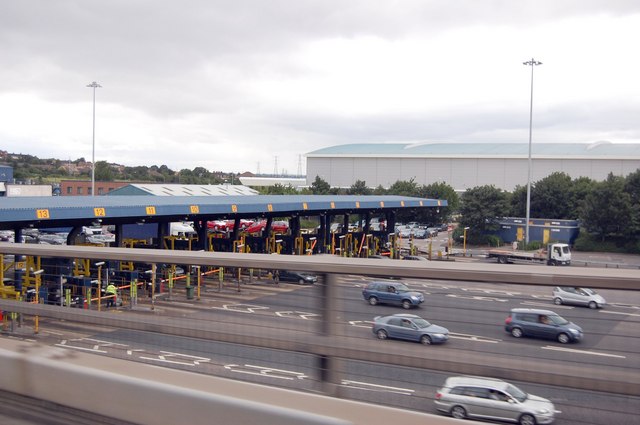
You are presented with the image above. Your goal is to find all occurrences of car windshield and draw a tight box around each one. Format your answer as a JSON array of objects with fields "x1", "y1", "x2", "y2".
[
  {"x1": 395, "y1": 283, "x2": 411, "y2": 292},
  {"x1": 412, "y1": 318, "x2": 431, "y2": 328},
  {"x1": 504, "y1": 384, "x2": 527, "y2": 403},
  {"x1": 549, "y1": 314, "x2": 569, "y2": 325}
]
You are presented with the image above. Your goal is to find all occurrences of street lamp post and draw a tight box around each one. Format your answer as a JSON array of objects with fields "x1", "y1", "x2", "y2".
[
  {"x1": 523, "y1": 59, "x2": 542, "y2": 245},
  {"x1": 86, "y1": 81, "x2": 102, "y2": 197}
]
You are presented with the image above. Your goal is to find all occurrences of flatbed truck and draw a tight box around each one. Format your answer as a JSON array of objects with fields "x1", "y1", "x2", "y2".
[{"x1": 487, "y1": 243, "x2": 571, "y2": 266}]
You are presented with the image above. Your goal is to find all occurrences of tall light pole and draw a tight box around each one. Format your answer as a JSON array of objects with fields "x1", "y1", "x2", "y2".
[
  {"x1": 87, "y1": 81, "x2": 102, "y2": 196},
  {"x1": 523, "y1": 59, "x2": 541, "y2": 245}
]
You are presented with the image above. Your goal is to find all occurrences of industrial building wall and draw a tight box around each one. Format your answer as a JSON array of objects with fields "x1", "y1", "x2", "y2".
[
  {"x1": 307, "y1": 156, "x2": 640, "y2": 191},
  {"x1": 5, "y1": 184, "x2": 52, "y2": 197}
]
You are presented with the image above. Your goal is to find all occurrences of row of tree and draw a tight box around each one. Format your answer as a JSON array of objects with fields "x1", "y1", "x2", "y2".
[
  {"x1": 6, "y1": 154, "x2": 231, "y2": 185},
  {"x1": 292, "y1": 171, "x2": 640, "y2": 253}
]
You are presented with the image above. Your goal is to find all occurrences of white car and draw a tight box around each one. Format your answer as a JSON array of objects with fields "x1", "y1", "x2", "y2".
[{"x1": 552, "y1": 286, "x2": 606, "y2": 309}]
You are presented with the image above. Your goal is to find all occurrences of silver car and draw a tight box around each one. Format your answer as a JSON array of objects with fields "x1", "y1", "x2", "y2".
[
  {"x1": 552, "y1": 286, "x2": 606, "y2": 309},
  {"x1": 435, "y1": 376, "x2": 558, "y2": 425}
]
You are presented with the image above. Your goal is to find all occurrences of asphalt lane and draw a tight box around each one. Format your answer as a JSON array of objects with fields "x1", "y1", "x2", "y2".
[{"x1": 8, "y1": 272, "x2": 640, "y2": 425}]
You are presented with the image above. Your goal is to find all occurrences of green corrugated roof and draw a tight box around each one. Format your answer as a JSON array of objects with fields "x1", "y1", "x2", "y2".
[{"x1": 307, "y1": 141, "x2": 640, "y2": 157}]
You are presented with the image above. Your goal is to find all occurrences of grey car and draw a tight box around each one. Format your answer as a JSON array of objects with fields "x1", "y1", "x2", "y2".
[
  {"x1": 362, "y1": 281, "x2": 424, "y2": 309},
  {"x1": 505, "y1": 308, "x2": 583, "y2": 344},
  {"x1": 435, "y1": 376, "x2": 558, "y2": 425},
  {"x1": 372, "y1": 313, "x2": 449, "y2": 345},
  {"x1": 552, "y1": 286, "x2": 606, "y2": 309}
]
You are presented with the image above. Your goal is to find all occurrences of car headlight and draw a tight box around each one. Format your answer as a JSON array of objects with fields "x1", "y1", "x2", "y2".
[
  {"x1": 536, "y1": 408, "x2": 550, "y2": 414},
  {"x1": 569, "y1": 329, "x2": 580, "y2": 334},
  {"x1": 432, "y1": 333, "x2": 445, "y2": 338},
  {"x1": 410, "y1": 295, "x2": 419, "y2": 300}
]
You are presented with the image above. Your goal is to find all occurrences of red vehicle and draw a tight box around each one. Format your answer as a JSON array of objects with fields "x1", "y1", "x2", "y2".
[
  {"x1": 246, "y1": 220, "x2": 289, "y2": 234},
  {"x1": 208, "y1": 219, "x2": 255, "y2": 232}
]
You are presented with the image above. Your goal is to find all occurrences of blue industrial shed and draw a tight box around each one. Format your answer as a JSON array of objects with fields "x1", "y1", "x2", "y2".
[{"x1": 494, "y1": 217, "x2": 580, "y2": 245}]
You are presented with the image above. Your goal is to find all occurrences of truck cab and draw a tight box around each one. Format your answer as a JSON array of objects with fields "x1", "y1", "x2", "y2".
[{"x1": 547, "y1": 243, "x2": 571, "y2": 266}]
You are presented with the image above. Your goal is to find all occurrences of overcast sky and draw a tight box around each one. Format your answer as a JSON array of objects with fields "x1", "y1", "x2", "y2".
[{"x1": 1, "y1": 1, "x2": 639, "y2": 175}]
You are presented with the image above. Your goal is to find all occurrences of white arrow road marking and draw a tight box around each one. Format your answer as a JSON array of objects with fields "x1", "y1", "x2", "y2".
[
  {"x1": 541, "y1": 346, "x2": 626, "y2": 359},
  {"x1": 340, "y1": 380, "x2": 414, "y2": 396},
  {"x1": 211, "y1": 303, "x2": 270, "y2": 314},
  {"x1": 349, "y1": 320, "x2": 374, "y2": 328},
  {"x1": 224, "y1": 364, "x2": 307, "y2": 380},
  {"x1": 600, "y1": 310, "x2": 640, "y2": 318},
  {"x1": 138, "y1": 351, "x2": 211, "y2": 366},
  {"x1": 446, "y1": 294, "x2": 508, "y2": 302},
  {"x1": 448, "y1": 333, "x2": 501, "y2": 343},
  {"x1": 521, "y1": 301, "x2": 573, "y2": 309},
  {"x1": 275, "y1": 311, "x2": 319, "y2": 319},
  {"x1": 56, "y1": 338, "x2": 128, "y2": 353}
]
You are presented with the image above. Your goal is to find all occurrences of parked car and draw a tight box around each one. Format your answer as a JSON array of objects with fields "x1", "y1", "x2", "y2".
[
  {"x1": 372, "y1": 313, "x2": 448, "y2": 345},
  {"x1": 362, "y1": 281, "x2": 424, "y2": 309},
  {"x1": 397, "y1": 227, "x2": 412, "y2": 238},
  {"x1": 435, "y1": 375, "x2": 558, "y2": 425},
  {"x1": 246, "y1": 220, "x2": 289, "y2": 234},
  {"x1": 552, "y1": 286, "x2": 606, "y2": 309},
  {"x1": 505, "y1": 308, "x2": 583, "y2": 344},
  {"x1": 275, "y1": 270, "x2": 318, "y2": 284},
  {"x1": 426, "y1": 227, "x2": 439, "y2": 237},
  {"x1": 412, "y1": 228, "x2": 428, "y2": 239}
]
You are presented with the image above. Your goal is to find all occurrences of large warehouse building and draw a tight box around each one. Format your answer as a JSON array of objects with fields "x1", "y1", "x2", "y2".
[{"x1": 306, "y1": 141, "x2": 640, "y2": 191}]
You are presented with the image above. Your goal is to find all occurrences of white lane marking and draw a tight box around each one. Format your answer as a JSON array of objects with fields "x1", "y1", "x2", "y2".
[
  {"x1": 224, "y1": 364, "x2": 307, "y2": 380},
  {"x1": 521, "y1": 301, "x2": 574, "y2": 309},
  {"x1": 349, "y1": 320, "x2": 374, "y2": 328},
  {"x1": 461, "y1": 288, "x2": 519, "y2": 296},
  {"x1": 600, "y1": 310, "x2": 640, "y2": 318},
  {"x1": 608, "y1": 303, "x2": 640, "y2": 310},
  {"x1": 448, "y1": 333, "x2": 501, "y2": 343},
  {"x1": 169, "y1": 302, "x2": 196, "y2": 307},
  {"x1": 541, "y1": 346, "x2": 626, "y2": 359},
  {"x1": 340, "y1": 380, "x2": 414, "y2": 396},
  {"x1": 211, "y1": 303, "x2": 269, "y2": 314},
  {"x1": 447, "y1": 294, "x2": 508, "y2": 302},
  {"x1": 138, "y1": 351, "x2": 211, "y2": 366},
  {"x1": 275, "y1": 311, "x2": 319, "y2": 320}
]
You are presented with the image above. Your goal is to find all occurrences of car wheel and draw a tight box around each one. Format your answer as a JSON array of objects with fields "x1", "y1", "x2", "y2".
[
  {"x1": 368, "y1": 296, "x2": 378, "y2": 306},
  {"x1": 588, "y1": 301, "x2": 597, "y2": 309},
  {"x1": 402, "y1": 300, "x2": 412, "y2": 309},
  {"x1": 553, "y1": 297, "x2": 563, "y2": 305},
  {"x1": 498, "y1": 256, "x2": 507, "y2": 264},
  {"x1": 420, "y1": 335, "x2": 432, "y2": 345},
  {"x1": 519, "y1": 413, "x2": 537, "y2": 425},
  {"x1": 557, "y1": 333, "x2": 570, "y2": 344},
  {"x1": 376, "y1": 329, "x2": 388, "y2": 340},
  {"x1": 298, "y1": 279, "x2": 305, "y2": 285},
  {"x1": 450, "y1": 405, "x2": 467, "y2": 420},
  {"x1": 511, "y1": 327, "x2": 523, "y2": 338}
]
